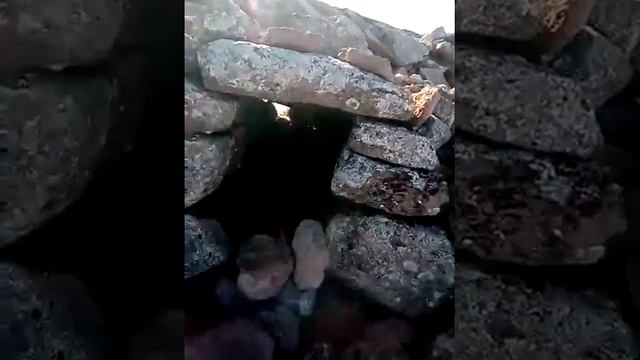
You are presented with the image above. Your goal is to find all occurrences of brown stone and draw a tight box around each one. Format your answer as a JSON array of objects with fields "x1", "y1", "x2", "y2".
[{"x1": 337, "y1": 47, "x2": 394, "y2": 81}]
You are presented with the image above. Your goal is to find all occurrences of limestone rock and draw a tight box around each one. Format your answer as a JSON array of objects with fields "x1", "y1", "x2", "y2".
[
  {"x1": 337, "y1": 47, "x2": 394, "y2": 81},
  {"x1": 0, "y1": 263, "x2": 107, "y2": 360},
  {"x1": 432, "y1": 90, "x2": 455, "y2": 129},
  {"x1": 589, "y1": 0, "x2": 640, "y2": 55},
  {"x1": 199, "y1": 40, "x2": 417, "y2": 121},
  {"x1": 347, "y1": 119, "x2": 440, "y2": 170},
  {"x1": 237, "y1": 235, "x2": 294, "y2": 300},
  {"x1": 456, "y1": 45, "x2": 602, "y2": 158},
  {"x1": 325, "y1": 214, "x2": 454, "y2": 316},
  {"x1": 343, "y1": 9, "x2": 427, "y2": 67},
  {"x1": 0, "y1": 0, "x2": 124, "y2": 78},
  {"x1": 455, "y1": 138, "x2": 626, "y2": 265},
  {"x1": 292, "y1": 220, "x2": 330, "y2": 290},
  {"x1": 550, "y1": 27, "x2": 633, "y2": 108},
  {"x1": 185, "y1": 79, "x2": 239, "y2": 138},
  {"x1": 2, "y1": 75, "x2": 114, "y2": 247},
  {"x1": 184, "y1": 135, "x2": 235, "y2": 208},
  {"x1": 431, "y1": 41, "x2": 455, "y2": 67},
  {"x1": 259, "y1": 27, "x2": 327, "y2": 53},
  {"x1": 331, "y1": 150, "x2": 449, "y2": 217},
  {"x1": 184, "y1": 215, "x2": 230, "y2": 278},
  {"x1": 185, "y1": 0, "x2": 258, "y2": 45},
  {"x1": 455, "y1": 266, "x2": 635, "y2": 359}
]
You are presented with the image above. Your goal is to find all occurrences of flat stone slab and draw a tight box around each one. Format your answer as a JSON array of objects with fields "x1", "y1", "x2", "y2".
[
  {"x1": 456, "y1": 45, "x2": 602, "y2": 158},
  {"x1": 331, "y1": 150, "x2": 449, "y2": 217},
  {"x1": 184, "y1": 135, "x2": 235, "y2": 208},
  {"x1": 326, "y1": 213, "x2": 454, "y2": 316},
  {"x1": 198, "y1": 39, "x2": 419, "y2": 121},
  {"x1": 337, "y1": 47, "x2": 394, "y2": 81},
  {"x1": 455, "y1": 137, "x2": 626, "y2": 265},
  {"x1": 185, "y1": 78, "x2": 239, "y2": 138},
  {"x1": 550, "y1": 27, "x2": 633, "y2": 108},
  {"x1": 347, "y1": 119, "x2": 439, "y2": 170},
  {"x1": 2, "y1": 75, "x2": 114, "y2": 247},
  {"x1": 456, "y1": 265, "x2": 635, "y2": 359}
]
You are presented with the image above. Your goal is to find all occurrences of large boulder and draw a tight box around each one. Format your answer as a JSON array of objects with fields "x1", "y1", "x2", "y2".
[
  {"x1": 456, "y1": 45, "x2": 602, "y2": 158},
  {"x1": 326, "y1": 213, "x2": 454, "y2": 316},
  {"x1": 331, "y1": 150, "x2": 449, "y2": 217},
  {"x1": 2, "y1": 75, "x2": 114, "y2": 247},
  {"x1": 198, "y1": 40, "x2": 421, "y2": 121},
  {"x1": 455, "y1": 137, "x2": 626, "y2": 265},
  {"x1": 0, "y1": 0, "x2": 124, "y2": 79},
  {"x1": 456, "y1": 266, "x2": 636, "y2": 359},
  {"x1": 0, "y1": 263, "x2": 108, "y2": 360},
  {"x1": 185, "y1": 0, "x2": 259, "y2": 46}
]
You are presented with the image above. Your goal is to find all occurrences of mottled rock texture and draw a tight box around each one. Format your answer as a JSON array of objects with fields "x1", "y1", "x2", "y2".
[
  {"x1": 185, "y1": 78, "x2": 239, "y2": 138},
  {"x1": 2, "y1": 75, "x2": 114, "y2": 247},
  {"x1": 456, "y1": 266, "x2": 635, "y2": 359},
  {"x1": 550, "y1": 27, "x2": 633, "y2": 108},
  {"x1": 347, "y1": 119, "x2": 439, "y2": 170},
  {"x1": 237, "y1": 235, "x2": 294, "y2": 300},
  {"x1": 198, "y1": 39, "x2": 416, "y2": 121},
  {"x1": 185, "y1": 0, "x2": 258, "y2": 45},
  {"x1": 292, "y1": 220, "x2": 330, "y2": 290},
  {"x1": 455, "y1": 138, "x2": 626, "y2": 265},
  {"x1": 326, "y1": 214, "x2": 454, "y2": 316},
  {"x1": 331, "y1": 150, "x2": 449, "y2": 216},
  {"x1": 128, "y1": 311, "x2": 184, "y2": 360},
  {"x1": 0, "y1": 0, "x2": 124, "y2": 79},
  {"x1": 456, "y1": 45, "x2": 602, "y2": 158},
  {"x1": 588, "y1": 0, "x2": 640, "y2": 55},
  {"x1": 184, "y1": 215, "x2": 230, "y2": 278},
  {"x1": 0, "y1": 263, "x2": 107, "y2": 360},
  {"x1": 418, "y1": 116, "x2": 453, "y2": 149},
  {"x1": 184, "y1": 135, "x2": 235, "y2": 208}
]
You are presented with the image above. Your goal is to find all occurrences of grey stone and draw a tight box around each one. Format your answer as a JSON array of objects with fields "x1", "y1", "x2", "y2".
[
  {"x1": 455, "y1": 138, "x2": 626, "y2": 265},
  {"x1": 419, "y1": 67, "x2": 448, "y2": 86},
  {"x1": 258, "y1": 27, "x2": 327, "y2": 54},
  {"x1": 337, "y1": 47, "x2": 394, "y2": 81},
  {"x1": 2, "y1": 75, "x2": 114, "y2": 247},
  {"x1": 0, "y1": 0, "x2": 124, "y2": 78},
  {"x1": 455, "y1": 0, "x2": 549, "y2": 39},
  {"x1": 331, "y1": 150, "x2": 449, "y2": 217},
  {"x1": 184, "y1": 135, "x2": 235, "y2": 208},
  {"x1": 456, "y1": 45, "x2": 602, "y2": 158},
  {"x1": 417, "y1": 116, "x2": 453, "y2": 149},
  {"x1": 185, "y1": 0, "x2": 259, "y2": 45},
  {"x1": 589, "y1": 0, "x2": 640, "y2": 55},
  {"x1": 325, "y1": 213, "x2": 454, "y2": 316},
  {"x1": 185, "y1": 78, "x2": 239, "y2": 138},
  {"x1": 237, "y1": 235, "x2": 294, "y2": 300},
  {"x1": 0, "y1": 263, "x2": 107, "y2": 360},
  {"x1": 292, "y1": 220, "x2": 330, "y2": 290},
  {"x1": 431, "y1": 41, "x2": 455, "y2": 67},
  {"x1": 347, "y1": 119, "x2": 439, "y2": 170},
  {"x1": 185, "y1": 33, "x2": 198, "y2": 75},
  {"x1": 343, "y1": 9, "x2": 427, "y2": 67},
  {"x1": 198, "y1": 40, "x2": 417, "y2": 121},
  {"x1": 455, "y1": 266, "x2": 635, "y2": 359},
  {"x1": 184, "y1": 215, "x2": 230, "y2": 278},
  {"x1": 128, "y1": 310, "x2": 184, "y2": 360},
  {"x1": 550, "y1": 27, "x2": 633, "y2": 108}
]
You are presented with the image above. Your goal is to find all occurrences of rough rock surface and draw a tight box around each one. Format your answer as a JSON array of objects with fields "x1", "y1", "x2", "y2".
[
  {"x1": 291, "y1": 220, "x2": 330, "y2": 290},
  {"x1": 0, "y1": 263, "x2": 107, "y2": 360},
  {"x1": 237, "y1": 235, "x2": 294, "y2": 300},
  {"x1": 198, "y1": 39, "x2": 416, "y2": 121},
  {"x1": 432, "y1": 91, "x2": 455, "y2": 128},
  {"x1": 0, "y1": 0, "x2": 124, "y2": 78},
  {"x1": 418, "y1": 116, "x2": 453, "y2": 149},
  {"x1": 184, "y1": 135, "x2": 235, "y2": 208},
  {"x1": 326, "y1": 213, "x2": 454, "y2": 316},
  {"x1": 331, "y1": 150, "x2": 449, "y2": 217},
  {"x1": 185, "y1": 318, "x2": 274, "y2": 360},
  {"x1": 550, "y1": 27, "x2": 633, "y2": 108},
  {"x1": 347, "y1": 119, "x2": 440, "y2": 170},
  {"x1": 455, "y1": 0, "x2": 549, "y2": 39},
  {"x1": 456, "y1": 45, "x2": 602, "y2": 158},
  {"x1": 456, "y1": 266, "x2": 636, "y2": 359},
  {"x1": 420, "y1": 67, "x2": 448, "y2": 87},
  {"x1": 337, "y1": 47, "x2": 394, "y2": 81},
  {"x1": 185, "y1": 0, "x2": 258, "y2": 45},
  {"x1": 343, "y1": 9, "x2": 427, "y2": 67},
  {"x1": 2, "y1": 75, "x2": 114, "y2": 247},
  {"x1": 455, "y1": 138, "x2": 626, "y2": 265},
  {"x1": 185, "y1": 33, "x2": 198, "y2": 75},
  {"x1": 259, "y1": 27, "x2": 327, "y2": 54},
  {"x1": 588, "y1": 0, "x2": 640, "y2": 55},
  {"x1": 128, "y1": 310, "x2": 184, "y2": 360},
  {"x1": 184, "y1": 215, "x2": 230, "y2": 278},
  {"x1": 185, "y1": 79, "x2": 239, "y2": 138}
]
